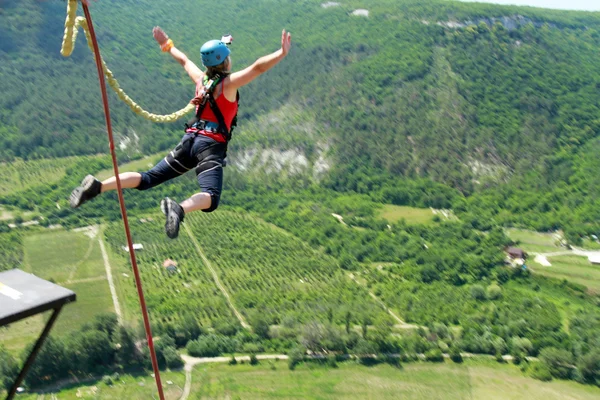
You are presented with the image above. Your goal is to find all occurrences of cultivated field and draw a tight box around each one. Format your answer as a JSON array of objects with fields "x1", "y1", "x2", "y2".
[
  {"x1": 0, "y1": 157, "x2": 82, "y2": 196},
  {"x1": 104, "y1": 210, "x2": 386, "y2": 329},
  {"x1": 532, "y1": 255, "x2": 600, "y2": 294}
]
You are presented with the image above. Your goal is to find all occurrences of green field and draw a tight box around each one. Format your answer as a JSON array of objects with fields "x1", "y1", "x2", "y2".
[
  {"x1": 379, "y1": 205, "x2": 437, "y2": 225},
  {"x1": 505, "y1": 228, "x2": 562, "y2": 253},
  {"x1": 533, "y1": 255, "x2": 600, "y2": 294},
  {"x1": 0, "y1": 228, "x2": 115, "y2": 353},
  {"x1": 96, "y1": 154, "x2": 163, "y2": 181},
  {"x1": 17, "y1": 370, "x2": 186, "y2": 400},
  {"x1": 0, "y1": 157, "x2": 83, "y2": 197},
  {"x1": 187, "y1": 359, "x2": 600, "y2": 400},
  {"x1": 23, "y1": 229, "x2": 105, "y2": 283},
  {"x1": 8, "y1": 359, "x2": 599, "y2": 400}
]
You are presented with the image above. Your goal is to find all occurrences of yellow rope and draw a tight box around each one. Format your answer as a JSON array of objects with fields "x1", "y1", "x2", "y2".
[{"x1": 61, "y1": 0, "x2": 194, "y2": 123}]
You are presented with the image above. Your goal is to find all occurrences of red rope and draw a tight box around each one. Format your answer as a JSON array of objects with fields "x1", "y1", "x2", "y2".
[{"x1": 81, "y1": 4, "x2": 166, "y2": 400}]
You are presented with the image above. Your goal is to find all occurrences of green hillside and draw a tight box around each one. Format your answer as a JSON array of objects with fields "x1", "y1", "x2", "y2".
[{"x1": 3, "y1": 0, "x2": 599, "y2": 237}]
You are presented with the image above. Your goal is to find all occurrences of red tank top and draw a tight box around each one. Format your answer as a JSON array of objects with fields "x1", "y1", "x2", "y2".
[{"x1": 192, "y1": 78, "x2": 238, "y2": 143}]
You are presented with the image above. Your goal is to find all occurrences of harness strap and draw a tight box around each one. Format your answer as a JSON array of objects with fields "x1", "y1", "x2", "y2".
[{"x1": 186, "y1": 74, "x2": 238, "y2": 142}]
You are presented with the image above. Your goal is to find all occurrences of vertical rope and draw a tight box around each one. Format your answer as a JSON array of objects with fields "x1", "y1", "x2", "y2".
[{"x1": 80, "y1": 4, "x2": 165, "y2": 400}]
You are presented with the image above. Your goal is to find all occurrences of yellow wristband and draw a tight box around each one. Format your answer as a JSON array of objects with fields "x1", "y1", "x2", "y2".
[{"x1": 161, "y1": 39, "x2": 174, "y2": 52}]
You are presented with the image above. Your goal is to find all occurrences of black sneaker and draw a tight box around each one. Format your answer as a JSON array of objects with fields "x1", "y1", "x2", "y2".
[
  {"x1": 161, "y1": 197, "x2": 185, "y2": 239},
  {"x1": 70, "y1": 175, "x2": 102, "y2": 208}
]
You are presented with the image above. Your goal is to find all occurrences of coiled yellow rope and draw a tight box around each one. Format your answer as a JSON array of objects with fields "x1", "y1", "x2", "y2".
[{"x1": 61, "y1": 0, "x2": 194, "y2": 123}]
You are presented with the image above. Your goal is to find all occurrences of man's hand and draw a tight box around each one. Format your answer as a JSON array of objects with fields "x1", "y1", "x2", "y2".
[
  {"x1": 281, "y1": 29, "x2": 292, "y2": 56},
  {"x1": 153, "y1": 26, "x2": 169, "y2": 46}
]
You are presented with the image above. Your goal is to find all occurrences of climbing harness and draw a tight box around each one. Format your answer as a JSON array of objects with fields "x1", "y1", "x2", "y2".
[{"x1": 185, "y1": 74, "x2": 239, "y2": 142}]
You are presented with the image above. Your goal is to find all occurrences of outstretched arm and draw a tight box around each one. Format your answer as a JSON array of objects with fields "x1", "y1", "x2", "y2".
[
  {"x1": 228, "y1": 29, "x2": 292, "y2": 90},
  {"x1": 153, "y1": 27, "x2": 204, "y2": 83}
]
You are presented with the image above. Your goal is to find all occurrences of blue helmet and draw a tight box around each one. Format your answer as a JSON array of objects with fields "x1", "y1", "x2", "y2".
[{"x1": 200, "y1": 40, "x2": 230, "y2": 67}]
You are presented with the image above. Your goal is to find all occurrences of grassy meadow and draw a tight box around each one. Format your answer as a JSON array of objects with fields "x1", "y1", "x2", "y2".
[
  {"x1": 187, "y1": 359, "x2": 600, "y2": 400},
  {"x1": 505, "y1": 228, "x2": 561, "y2": 253},
  {"x1": 378, "y1": 205, "x2": 437, "y2": 225},
  {"x1": 17, "y1": 370, "x2": 186, "y2": 400},
  {"x1": 532, "y1": 255, "x2": 600, "y2": 294},
  {"x1": 0, "y1": 227, "x2": 115, "y2": 354},
  {"x1": 8, "y1": 359, "x2": 600, "y2": 400}
]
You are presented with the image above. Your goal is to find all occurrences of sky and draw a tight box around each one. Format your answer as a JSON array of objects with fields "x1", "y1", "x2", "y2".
[{"x1": 456, "y1": 0, "x2": 600, "y2": 12}]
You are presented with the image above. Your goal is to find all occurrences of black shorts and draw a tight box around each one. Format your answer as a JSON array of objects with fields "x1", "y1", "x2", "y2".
[{"x1": 137, "y1": 133, "x2": 226, "y2": 212}]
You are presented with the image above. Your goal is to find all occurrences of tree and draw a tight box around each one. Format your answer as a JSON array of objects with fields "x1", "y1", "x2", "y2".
[
  {"x1": 470, "y1": 285, "x2": 486, "y2": 301},
  {"x1": 449, "y1": 347, "x2": 463, "y2": 363},
  {"x1": 251, "y1": 315, "x2": 271, "y2": 340},
  {"x1": 577, "y1": 351, "x2": 600, "y2": 386},
  {"x1": 425, "y1": 349, "x2": 444, "y2": 362},
  {"x1": 288, "y1": 345, "x2": 305, "y2": 370},
  {"x1": 510, "y1": 337, "x2": 534, "y2": 356},
  {"x1": 163, "y1": 346, "x2": 184, "y2": 370},
  {"x1": 354, "y1": 339, "x2": 378, "y2": 365},
  {"x1": 540, "y1": 347, "x2": 574, "y2": 380},
  {"x1": 23, "y1": 336, "x2": 68, "y2": 387},
  {"x1": 372, "y1": 314, "x2": 394, "y2": 350},
  {"x1": 345, "y1": 310, "x2": 353, "y2": 334},
  {"x1": 93, "y1": 313, "x2": 118, "y2": 341},
  {"x1": 530, "y1": 362, "x2": 552, "y2": 382},
  {"x1": 486, "y1": 284, "x2": 502, "y2": 300},
  {"x1": 249, "y1": 353, "x2": 259, "y2": 365},
  {"x1": 75, "y1": 330, "x2": 114, "y2": 373},
  {"x1": 114, "y1": 325, "x2": 143, "y2": 369}
]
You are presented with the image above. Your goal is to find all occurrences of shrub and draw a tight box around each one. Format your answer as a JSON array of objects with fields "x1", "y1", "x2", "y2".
[
  {"x1": 578, "y1": 351, "x2": 600, "y2": 385},
  {"x1": 449, "y1": 347, "x2": 463, "y2": 363},
  {"x1": 510, "y1": 337, "x2": 533, "y2": 356},
  {"x1": 354, "y1": 339, "x2": 378, "y2": 365},
  {"x1": 383, "y1": 354, "x2": 402, "y2": 368},
  {"x1": 327, "y1": 354, "x2": 338, "y2": 368},
  {"x1": 512, "y1": 352, "x2": 523, "y2": 365},
  {"x1": 530, "y1": 363, "x2": 552, "y2": 382},
  {"x1": 425, "y1": 349, "x2": 444, "y2": 362},
  {"x1": 470, "y1": 285, "x2": 486, "y2": 301},
  {"x1": 486, "y1": 284, "x2": 502, "y2": 300},
  {"x1": 163, "y1": 347, "x2": 184, "y2": 369},
  {"x1": 249, "y1": 354, "x2": 259, "y2": 365},
  {"x1": 288, "y1": 345, "x2": 305, "y2": 370},
  {"x1": 539, "y1": 347, "x2": 574, "y2": 380}
]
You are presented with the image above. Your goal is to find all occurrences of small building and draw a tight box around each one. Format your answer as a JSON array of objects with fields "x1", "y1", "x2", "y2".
[
  {"x1": 589, "y1": 255, "x2": 600, "y2": 265},
  {"x1": 506, "y1": 247, "x2": 527, "y2": 260},
  {"x1": 163, "y1": 259, "x2": 178, "y2": 273},
  {"x1": 122, "y1": 243, "x2": 144, "y2": 252}
]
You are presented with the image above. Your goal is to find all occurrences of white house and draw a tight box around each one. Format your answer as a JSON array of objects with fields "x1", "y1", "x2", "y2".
[
  {"x1": 122, "y1": 243, "x2": 144, "y2": 252},
  {"x1": 589, "y1": 254, "x2": 600, "y2": 265}
]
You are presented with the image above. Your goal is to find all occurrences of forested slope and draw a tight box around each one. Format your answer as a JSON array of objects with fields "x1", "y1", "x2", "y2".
[{"x1": 2, "y1": 0, "x2": 599, "y2": 183}]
